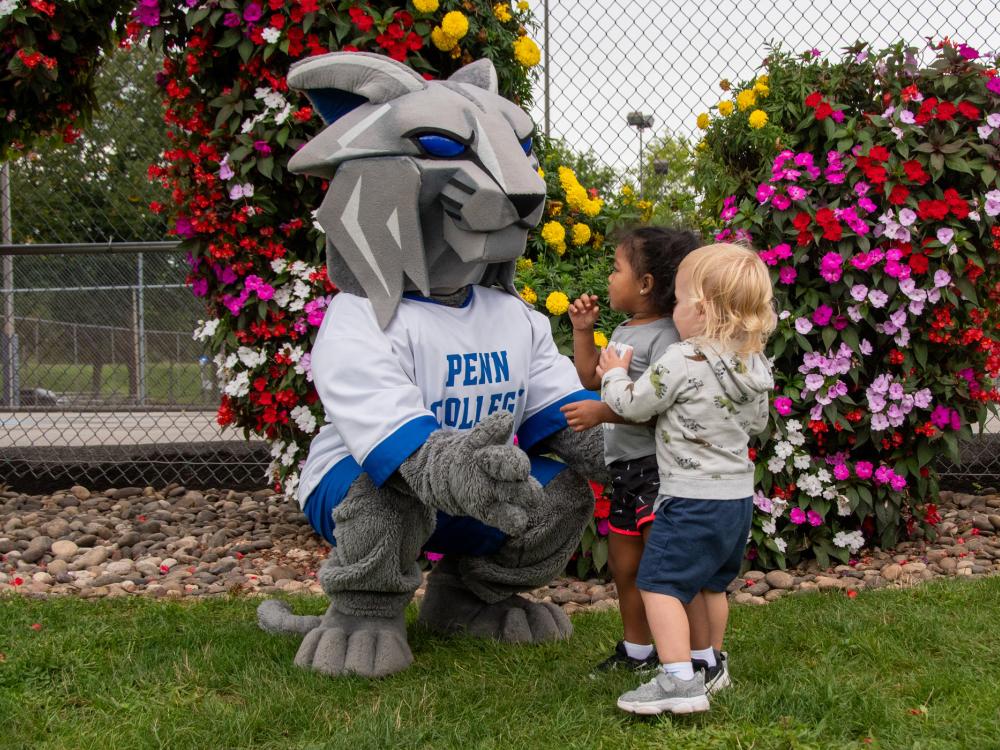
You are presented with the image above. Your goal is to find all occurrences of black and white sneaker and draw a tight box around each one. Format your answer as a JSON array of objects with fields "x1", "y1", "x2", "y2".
[
  {"x1": 589, "y1": 641, "x2": 659, "y2": 678},
  {"x1": 692, "y1": 649, "x2": 730, "y2": 694}
]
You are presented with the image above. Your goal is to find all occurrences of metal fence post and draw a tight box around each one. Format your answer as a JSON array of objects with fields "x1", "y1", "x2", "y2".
[
  {"x1": 1, "y1": 164, "x2": 18, "y2": 408},
  {"x1": 137, "y1": 251, "x2": 146, "y2": 404}
]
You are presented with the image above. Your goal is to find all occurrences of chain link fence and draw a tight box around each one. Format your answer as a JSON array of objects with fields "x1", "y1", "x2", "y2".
[{"x1": 2, "y1": 2, "x2": 1000, "y2": 491}]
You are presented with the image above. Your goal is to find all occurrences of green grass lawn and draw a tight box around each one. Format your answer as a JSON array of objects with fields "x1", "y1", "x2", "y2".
[
  {"x1": 21, "y1": 361, "x2": 213, "y2": 406},
  {"x1": 2, "y1": 579, "x2": 999, "y2": 750}
]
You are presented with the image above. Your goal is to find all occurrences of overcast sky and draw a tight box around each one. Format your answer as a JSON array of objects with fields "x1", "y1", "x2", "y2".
[{"x1": 525, "y1": 0, "x2": 999, "y2": 173}]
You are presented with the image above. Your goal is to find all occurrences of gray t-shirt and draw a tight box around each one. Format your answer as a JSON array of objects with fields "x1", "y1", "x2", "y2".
[{"x1": 603, "y1": 317, "x2": 679, "y2": 464}]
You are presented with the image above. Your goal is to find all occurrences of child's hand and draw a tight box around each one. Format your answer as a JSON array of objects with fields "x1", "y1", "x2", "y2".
[
  {"x1": 560, "y1": 400, "x2": 607, "y2": 432},
  {"x1": 599, "y1": 345, "x2": 632, "y2": 376},
  {"x1": 567, "y1": 294, "x2": 600, "y2": 331}
]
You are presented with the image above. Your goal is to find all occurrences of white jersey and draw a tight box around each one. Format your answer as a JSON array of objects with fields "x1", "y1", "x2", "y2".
[{"x1": 297, "y1": 286, "x2": 595, "y2": 508}]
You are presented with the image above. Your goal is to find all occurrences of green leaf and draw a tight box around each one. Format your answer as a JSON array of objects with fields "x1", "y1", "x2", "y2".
[
  {"x1": 821, "y1": 325, "x2": 836, "y2": 351},
  {"x1": 955, "y1": 277, "x2": 979, "y2": 305},
  {"x1": 257, "y1": 156, "x2": 274, "y2": 179},
  {"x1": 982, "y1": 165, "x2": 997, "y2": 188},
  {"x1": 592, "y1": 538, "x2": 609, "y2": 572}
]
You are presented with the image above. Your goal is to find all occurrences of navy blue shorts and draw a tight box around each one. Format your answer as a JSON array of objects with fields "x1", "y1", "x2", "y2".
[
  {"x1": 304, "y1": 454, "x2": 567, "y2": 558},
  {"x1": 636, "y1": 495, "x2": 753, "y2": 603}
]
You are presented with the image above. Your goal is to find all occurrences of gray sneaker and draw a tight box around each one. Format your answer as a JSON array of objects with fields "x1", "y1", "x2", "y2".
[
  {"x1": 616, "y1": 670, "x2": 710, "y2": 715},
  {"x1": 692, "y1": 649, "x2": 731, "y2": 695}
]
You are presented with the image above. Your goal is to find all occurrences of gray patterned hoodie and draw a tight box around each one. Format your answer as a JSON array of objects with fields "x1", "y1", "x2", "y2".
[{"x1": 601, "y1": 340, "x2": 773, "y2": 500}]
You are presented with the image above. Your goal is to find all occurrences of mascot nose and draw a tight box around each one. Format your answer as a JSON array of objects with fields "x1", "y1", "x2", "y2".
[{"x1": 508, "y1": 193, "x2": 545, "y2": 219}]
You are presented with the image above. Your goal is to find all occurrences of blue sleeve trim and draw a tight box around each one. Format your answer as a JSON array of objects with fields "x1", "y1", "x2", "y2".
[
  {"x1": 529, "y1": 454, "x2": 568, "y2": 486},
  {"x1": 517, "y1": 389, "x2": 600, "y2": 452},
  {"x1": 304, "y1": 456, "x2": 363, "y2": 545},
  {"x1": 363, "y1": 415, "x2": 440, "y2": 487}
]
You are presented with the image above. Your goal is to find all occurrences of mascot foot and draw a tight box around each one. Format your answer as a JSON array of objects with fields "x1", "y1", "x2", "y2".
[
  {"x1": 294, "y1": 606, "x2": 413, "y2": 678},
  {"x1": 418, "y1": 563, "x2": 572, "y2": 643}
]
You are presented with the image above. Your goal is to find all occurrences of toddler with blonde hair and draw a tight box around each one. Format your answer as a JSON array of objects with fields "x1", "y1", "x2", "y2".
[{"x1": 598, "y1": 243, "x2": 776, "y2": 715}]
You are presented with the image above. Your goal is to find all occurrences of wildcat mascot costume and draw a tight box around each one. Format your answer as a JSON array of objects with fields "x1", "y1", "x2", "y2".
[{"x1": 257, "y1": 52, "x2": 606, "y2": 678}]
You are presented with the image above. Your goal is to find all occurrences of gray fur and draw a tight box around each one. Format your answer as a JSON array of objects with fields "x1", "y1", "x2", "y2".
[
  {"x1": 257, "y1": 599, "x2": 322, "y2": 635},
  {"x1": 537, "y1": 425, "x2": 611, "y2": 484},
  {"x1": 294, "y1": 606, "x2": 412, "y2": 678}
]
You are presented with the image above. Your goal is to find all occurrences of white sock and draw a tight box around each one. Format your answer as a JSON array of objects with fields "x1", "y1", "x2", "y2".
[
  {"x1": 691, "y1": 647, "x2": 716, "y2": 668},
  {"x1": 623, "y1": 640, "x2": 655, "y2": 660},
  {"x1": 661, "y1": 661, "x2": 695, "y2": 681}
]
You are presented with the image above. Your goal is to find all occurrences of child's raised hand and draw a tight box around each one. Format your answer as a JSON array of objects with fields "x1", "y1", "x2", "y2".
[
  {"x1": 567, "y1": 294, "x2": 600, "y2": 331},
  {"x1": 559, "y1": 400, "x2": 606, "y2": 432},
  {"x1": 598, "y1": 344, "x2": 632, "y2": 377}
]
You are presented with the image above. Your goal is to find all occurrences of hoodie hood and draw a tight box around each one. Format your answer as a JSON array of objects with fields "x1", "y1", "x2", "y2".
[{"x1": 699, "y1": 346, "x2": 774, "y2": 406}]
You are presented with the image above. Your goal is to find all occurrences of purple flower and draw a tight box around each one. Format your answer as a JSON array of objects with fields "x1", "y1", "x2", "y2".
[
  {"x1": 223, "y1": 11, "x2": 241, "y2": 26},
  {"x1": 243, "y1": 2, "x2": 263, "y2": 22},
  {"x1": 807, "y1": 510, "x2": 823, "y2": 527},
  {"x1": 175, "y1": 216, "x2": 195, "y2": 238},
  {"x1": 988, "y1": 76, "x2": 1000, "y2": 96},
  {"x1": 855, "y1": 461, "x2": 873, "y2": 480},
  {"x1": 191, "y1": 278, "x2": 209, "y2": 297},
  {"x1": 754, "y1": 491, "x2": 773, "y2": 513},
  {"x1": 930, "y1": 404, "x2": 951, "y2": 429},
  {"x1": 790, "y1": 508, "x2": 807, "y2": 525},
  {"x1": 720, "y1": 195, "x2": 738, "y2": 222},
  {"x1": 812, "y1": 304, "x2": 833, "y2": 326},
  {"x1": 936, "y1": 227, "x2": 954, "y2": 245},
  {"x1": 132, "y1": 0, "x2": 160, "y2": 27},
  {"x1": 774, "y1": 396, "x2": 793, "y2": 416},
  {"x1": 254, "y1": 140, "x2": 272, "y2": 155},
  {"x1": 218, "y1": 155, "x2": 235, "y2": 180},
  {"x1": 831, "y1": 110, "x2": 845, "y2": 123},
  {"x1": 788, "y1": 185, "x2": 808, "y2": 201},
  {"x1": 596, "y1": 519, "x2": 610, "y2": 536},
  {"x1": 833, "y1": 464, "x2": 850, "y2": 481},
  {"x1": 795, "y1": 317, "x2": 813, "y2": 335},
  {"x1": 958, "y1": 43, "x2": 980, "y2": 60}
]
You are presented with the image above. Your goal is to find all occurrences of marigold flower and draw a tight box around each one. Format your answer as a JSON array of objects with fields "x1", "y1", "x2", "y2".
[
  {"x1": 413, "y1": 0, "x2": 438, "y2": 10},
  {"x1": 441, "y1": 10, "x2": 469, "y2": 39},
  {"x1": 696, "y1": 112, "x2": 710, "y2": 129},
  {"x1": 493, "y1": 3, "x2": 512, "y2": 22},
  {"x1": 430, "y1": 27, "x2": 457, "y2": 51},
  {"x1": 540, "y1": 220, "x2": 566, "y2": 253},
  {"x1": 520, "y1": 285, "x2": 537, "y2": 305},
  {"x1": 545, "y1": 291, "x2": 570, "y2": 315},
  {"x1": 513, "y1": 35, "x2": 540, "y2": 67},
  {"x1": 571, "y1": 222, "x2": 592, "y2": 246},
  {"x1": 748, "y1": 109, "x2": 768, "y2": 129},
  {"x1": 537, "y1": 167, "x2": 545, "y2": 178},
  {"x1": 517, "y1": 0, "x2": 529, "y2": 9},
  {"x1": 736, "y1": 89, "x2": 757, "y2": 111},
  {"x1": 718, "y1": 100, "x2": 734, "y2": 117},
  {"x1": 594, "y1": 331, "x2": 608, "y2": 348},
  {"x1": 516, "y1": 257, "x2": 533, "y2": 272}
]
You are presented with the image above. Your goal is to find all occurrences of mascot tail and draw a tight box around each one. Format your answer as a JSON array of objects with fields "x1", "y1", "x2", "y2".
[{"x1": 257, "y1": 599, "x2": 323, "y2": 635}]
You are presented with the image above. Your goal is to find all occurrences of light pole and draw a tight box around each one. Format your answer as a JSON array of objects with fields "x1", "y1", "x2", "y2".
[{"x1": 626, "y1": 111, "x2": 653, "y2": 199}]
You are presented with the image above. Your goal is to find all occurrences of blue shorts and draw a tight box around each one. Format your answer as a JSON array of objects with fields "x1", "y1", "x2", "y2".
[
  {"x1": 636, "y1": 495, "x2": 753, "y2": 603},
  {"x1": 304, "y1": 454, "x2": 567, "y2": 558}
]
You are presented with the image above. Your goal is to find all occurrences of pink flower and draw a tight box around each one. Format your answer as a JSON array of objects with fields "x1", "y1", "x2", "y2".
[
  {"x1": 243, "y1": 2, "x2": 263, "y2": 22},
  {"x1": 854, "y1": 461, "x2": 873, "y2": 480},
  {"x1": 254, "y1": 140, "x2": 271, "y2": 155},
  {"x1": 790, "y1": 507, "x2": 807, "y2": 525},
  {"x1": 774, "y1": 396, "x2": 793, "y2": 416},
  {"x1": 831, "y1": 110, "x2": 845, "y2": 123},
  {"x1": 596, "y1": 519, "x2": 610, "y2": 536},
  {"x1": 757, "y1": 184, "x2": 775, "y2": 203},
  {"x1": 720, "y1": 195, "x2": 738, "y2": 221},
  {"x1": 988, "y1": 76, "x2": 1000, "y2": 96},
  {"x1": 812, "y1": 304, "x2": 833, "y2": 326},
  {"x1": 807, "y1": 510, "x2": 823, "y2": 526},
  {"x1": 833, "y1": 463, "x2": 850, "y2": 481},
  {"x1": 779, "y1": 266, "x2": 797, "y2": 284},
  {"x1": 772, "y1": 194, "x2": 791, "y2": 211}
]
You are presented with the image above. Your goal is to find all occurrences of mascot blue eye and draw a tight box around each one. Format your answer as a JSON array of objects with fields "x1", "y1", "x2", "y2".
[
  {"x1": 417, "y1": 134, "x2": 467, "y2": 158},
  {"x1": 520, "y1": 136, "x2": 533, "y2": 156}
]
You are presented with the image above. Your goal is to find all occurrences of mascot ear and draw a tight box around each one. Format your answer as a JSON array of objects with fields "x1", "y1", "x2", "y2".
[
  {"x1": 316, "y1": 157, "x2": 429, "y2": 328},
  {"x1": 446, "y1": 59, "x2": 499, "y2": 94},
  {"x1": 288, "y1": 51, "x2": 428, "y2": 124}
]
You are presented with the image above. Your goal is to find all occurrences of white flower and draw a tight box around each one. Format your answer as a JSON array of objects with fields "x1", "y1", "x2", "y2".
[
  {"x1": 785, "y1": 418, "x2": 802, "y2": 433},
  {"x1": 223, "y1": 371, "x2": 250, "y2": 398},
  {"x1": 833, "y1": 530, "x2": 865, "y2": 553},
  {"x1": 271, "y1": 258, "x2": 288, "y2": 274},
  {"x1": 0, "y1": 0, "x2": 18, "y2": 18},
  {"x1": 273, "y1": 285, "x2": 292, "y2": 309},
  {"x1": 311, "y1": 209, "x2": 325, "y2": 233},
  {"x1": 193, "y1": 318, "x2": 221, "y2": 341},
  {"x1": 262, "y1": 27, "x2": 282, "y2": 44},
  {"x1": 798, "y1": 474, "x2": 823, "y2": 497},
  {"x1": 237, "y1": 346, "x2": 267, "y2": 368},
  {"x1": 837, "y1": 494, "x2": 852, "y2": 516},
  {"x1": 779, "y1": 310, "x2": 792, "y2": 320},
  {"x1": 291, "y1": 404, "x2": 317, "y2": 434},
  {"x1": 281, "y1": 471, "x2": 300, "y2": 500},
  {"x1": 767, "y1": 455, "x2": 786, "y2": 473},
  {"x1": 788, "y1": 430, "x2": 805, "y2": 447},
  {"x1": 815, "y1": 468, "x2": 832, "y2": 484},
  {"x1": 224, "y1": 352, "x2": 239, "y2": 370},
  {"x1": 761, "y1": 519, "x2": 777, "y2": 535},
  {"x1": 774, "y1": 440, "x2": 793, "y2": 459},
  {"x1": 793, "y1": 453, "x2": 812, "y2": 469},
  {"x1": 773, "y1": 537, "x2": 787, "y2": 554}
]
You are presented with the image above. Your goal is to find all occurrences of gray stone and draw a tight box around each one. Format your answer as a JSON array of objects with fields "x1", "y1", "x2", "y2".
[
  {"x1": 881, "y1": 563, "x2": 903, "y2": 581},
  {"x1": 765, "y1": 570, "x2": 795, "y2": 590},
  {"x1": 21, "y1": 536, "x2": 51, "y2": 563}
]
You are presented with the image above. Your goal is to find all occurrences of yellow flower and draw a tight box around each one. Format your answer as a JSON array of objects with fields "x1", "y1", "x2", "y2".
[
  {"x1": 513, "y1": 36, "x2": 541, "y2": 67},
  {"x1": 558, "y1": 166, "x2": 602, "y2": 216},
  {"x1": 593, "y1": 331, "x2": 608, "y2": 348},
  {"x1": 540, "y1": 220, "x2": 566, "y2": 250},
  {"x1": 620, "y1": 184, "x2": 633, "y2": 196},
  {"x1": 592, "y1": 232, "x2": 604, "y2": 247},
  {"x1": 571, "y1": 222, "x2": 591, "y2": 246},
  {"x1": 430, "y1": 27, "x2": 457, "y2": 51},
  {"x1": 754, "y1": 82, "x2": 770, "y2": 97},
  {"x1": 517, "y1": 0, "x2": 529, "y2": 10},
  {"x1": 441, "y1": 11, "x2": 469, "y2": 39},
  {"x1": 520, "y1": 285, "x2": 537, "y2": 305},
  {"x1": 748, "y1": 109, "x2": 768, "y2": 129},
  {"x1": 545, "y1": 291, "x2": 570, "y2": 316},
  {"x1": 736, "y1": 88, "x2": 756, "y2": 111},
  {"x1": 493, "y1": 3, "x2": 512, "y2": 22},
  {"x1": 696, "y1": 140, "x2": 708, "y2": 152},
  {"x1": 516, "y1": 257, "x2": 533, "y2": 272},
  {"x1": 696, "y1": 112, "x2": 710, "y2": 130},
  {"x1": 412, "y1": 0, "x2": 439, "y2": 12},
  {"x1": 547, "y1": 200, "x2": 562, "y2": 217},
  {"x1": 755, "y1": 74, "x2": 769, "y2": 87},
  {"x1": 718, "y1": 100, "x2": 733, "y2": 117}
]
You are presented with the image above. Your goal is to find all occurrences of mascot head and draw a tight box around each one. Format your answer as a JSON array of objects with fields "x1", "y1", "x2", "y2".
[{"x1": 287, "y1": 52, "x2": 546, "y2": 328}]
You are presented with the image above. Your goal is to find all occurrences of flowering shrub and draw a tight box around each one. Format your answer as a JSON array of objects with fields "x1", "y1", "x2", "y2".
[
  {"x1": 694, "y1": 42, "x2": 1000, "y2": 568},
  {"x1": 0, "y1": 0, "x2": 135, "y2": 159},
  {"x1": 131, "y1": 1, "x2": 542, "y2": 498}
]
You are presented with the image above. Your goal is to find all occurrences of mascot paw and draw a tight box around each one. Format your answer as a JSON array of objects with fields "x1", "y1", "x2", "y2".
[
  {"x1": 294, "y1": 608, "x2": 412, "y2": 678},
  {"x1": 419, "y1": 569, "x2": 572, "y2": 643}
]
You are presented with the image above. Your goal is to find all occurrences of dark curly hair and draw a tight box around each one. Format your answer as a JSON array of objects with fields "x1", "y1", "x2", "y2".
[{"x1": 615, "y1": 226, "x2": 701, "y2": 315}]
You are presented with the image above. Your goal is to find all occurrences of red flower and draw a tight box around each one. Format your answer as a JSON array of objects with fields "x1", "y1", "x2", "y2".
[
  {"x1": 887, "y1": 185, "x2": 909, "y2": 205},
  {"x1": 814, "y1": 102, "x2": 833, "y2": 120},
  {"x1": 900, "y1": 84, "x2": 920, "y2": 102},
  {"x1": 792, "y1": 212, "x2": 811, "y2": 230},
  {"x1": 594, "y1": 498, "x2": 611, "y2": 519},
  {"x1": 957, "y1": 100, "x2": 980, "y2": 119},
  {"x1": 908, "y1": 253, "x2": 928, "y2": 275},
  {"x1": 804, "y1": 91, "x2": 823, "y2": 107},
  {"x1": 916, "y1": 199, "x2": 949, "y2": 221},
  {"x1": 348, "y1": 6, "x2": 374, "y2": 32},
  {"x1": 868, "y1": 145, "x2": 889, "y2": 162},
  {"x1": 902, "y1": 160, "x2": 929, "y2": 185},
  {"x1": 935, "y1": 101, "x2": 957, "y2": 120}
]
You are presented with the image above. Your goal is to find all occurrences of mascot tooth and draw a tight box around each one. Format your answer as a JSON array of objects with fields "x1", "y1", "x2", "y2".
[{"x1": 257, "y1": 52, "x2": 608, "y2": 678}]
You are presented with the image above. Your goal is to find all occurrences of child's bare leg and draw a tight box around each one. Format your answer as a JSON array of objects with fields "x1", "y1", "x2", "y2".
[
  {"x1": 684, "y1": 592, "x2": 712, "y2": 651},
  {"x1": 609, "y1": 533, "x2": 651, "y2": 645},
  {"x1": 701, "y1": 589, "x2": 729, "y2": 651},
  {"x1": 640, "y1": 590, "x2": 690, "y2": 665}
]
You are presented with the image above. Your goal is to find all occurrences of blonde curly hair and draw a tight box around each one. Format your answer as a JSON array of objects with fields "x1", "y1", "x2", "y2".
[{"x1": 682, "y1": 242, "x2": 776, "y2": 355}]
